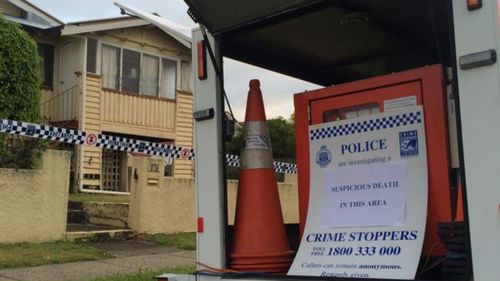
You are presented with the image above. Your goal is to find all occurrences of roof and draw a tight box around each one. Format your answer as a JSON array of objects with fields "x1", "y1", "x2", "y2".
[
  {"x1": 3, "y1": 14, "x2": 53, "y2": 30},
  {"x1": 60, "y1": 16, "x2": 151, "y2": 36},
  {"x1": 3, "y1": 0, "x2": 191, "y2": 49},
  {"x1": 8, "y1": 0, "x2": 62, "y2": 26},
  {"x1": 114, "y1": 2, "x2": 191, "y2": 48},
  {"x1": 184, "y1": 0, "x2": 451, "y2": 86}
]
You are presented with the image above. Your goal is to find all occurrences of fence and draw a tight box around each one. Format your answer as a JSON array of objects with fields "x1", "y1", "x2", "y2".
[{"x1": 0, "y1": 117, "x2": 297, "y2": 195}]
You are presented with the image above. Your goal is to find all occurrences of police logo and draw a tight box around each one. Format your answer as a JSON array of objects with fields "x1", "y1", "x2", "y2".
[
  {"x1": 316, "y1": 145, "x2": 332, "y2": 168},
  {"x1": 138, "y1": 142, "x2": 146, "y2": 152},
  {"x1": 26, "y1": 125, "x2": 36, "y2": 136},
  {"x1": 399, "y1": 130, "x2": 419, "y2": 157}
]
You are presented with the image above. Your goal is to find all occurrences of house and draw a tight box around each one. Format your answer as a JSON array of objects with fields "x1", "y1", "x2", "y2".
[{"x1": 0, "y1": 0, "x2": 194, "y2": 192}]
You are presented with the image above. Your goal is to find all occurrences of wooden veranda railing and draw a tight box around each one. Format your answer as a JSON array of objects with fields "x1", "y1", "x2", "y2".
[{"x1": 41, "y1": 85, "x2": 78, "y2": 122}]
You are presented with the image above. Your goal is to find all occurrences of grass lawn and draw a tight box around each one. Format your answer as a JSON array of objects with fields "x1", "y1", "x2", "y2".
[
  {"x1": 141, "y1": 232, "x2": 196, "y2": 250},
  {"x1": 89, "y1": 265, "x2": 196, "y2": 281},
  {"x1": 0, "y1": 240, "x2": 111, "y2": 269},
  {"x1": 69, "y1": 193, "x2": 129, "y2": 204}
]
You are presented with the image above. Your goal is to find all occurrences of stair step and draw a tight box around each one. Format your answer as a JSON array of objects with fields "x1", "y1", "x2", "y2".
[
  {"x1": 68, "y1": 201, "x2": 84, "y2": 210},
  {"x1": 67, "y1": 209, "x2": 86, "y2": 224},
  {"x1": 65, "y1": 224, "x2": 136, "y2": 242}
]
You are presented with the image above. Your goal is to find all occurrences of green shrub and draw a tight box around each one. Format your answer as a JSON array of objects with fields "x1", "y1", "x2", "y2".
[
  {"x1": 0, "y1": 136, "x2": 44, "y2": 169},
  {"x1": 0, "y1": 16, "x2": 41, "y2": 121},
  {"x1": 0, "y1": 15, "x2": 45, "y2": 169}
]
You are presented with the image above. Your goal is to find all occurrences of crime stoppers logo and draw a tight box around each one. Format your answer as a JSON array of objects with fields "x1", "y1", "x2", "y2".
[
  {"x1": 316, "y1": 145, "x2": 332, "y2": 168},
  {"x1": 399, "y1": 130, "x2": 418, "y2": 157}
]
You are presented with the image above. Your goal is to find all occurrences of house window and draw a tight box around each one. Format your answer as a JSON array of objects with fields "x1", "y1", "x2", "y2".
[
  {"x1": 87, "y1": 38, "x2": 98, "y2": 74},
  {"x1": 100, "y1": 43, "x2": 177, "y2": 98},
  {"x1": 161, "y1": 58, "x2": 177, "y2": 99},
  {"x1": 37, "y1": 43, "x2": 54, "y2": 88},
  {"x1": 101, "y1": 45, "x2": 120, "y2": 90},
  {"x1": 141, "y1": 54, "x2": 159, "y2": 96},
  {"x1": 122, "y1": 49, "x2": 141, "y2": 93}
]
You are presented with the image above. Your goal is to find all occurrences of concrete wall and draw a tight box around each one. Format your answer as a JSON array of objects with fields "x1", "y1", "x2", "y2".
[
  {"x1": 128, "y1": 156, "x2": 298, "y2": 234},
  {"x1": 128, "y1": 157, "x2": 195, "y2": 233},
  {"x1": 226, "y1": 180, "x2": 298, "y2": 225},
  {"x1": 0, "y1": 150, "x2": 71, "y2": 243}
]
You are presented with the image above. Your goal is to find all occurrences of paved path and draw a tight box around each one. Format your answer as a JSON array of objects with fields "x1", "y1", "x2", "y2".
[{"x1": 0, "y1": 241, "x2": 195, "y2": 281}]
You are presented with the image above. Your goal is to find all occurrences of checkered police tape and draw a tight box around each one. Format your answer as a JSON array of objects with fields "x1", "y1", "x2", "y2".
[
  {"x1": 310, "y1": 110, "x2": 422, "y2": 141},
  {"x1": 225, "y1": 154, "x2": 240, "y2": 167},
  {"x1": 274, "y1": 161, "x2": 297, "y2": 174},
  {"x1": 0, "y1": 118, "x2": 297, "y2": 174},
  {"x1": 0, "y1": 119, "x2": 86, "y2": 144},
  {"x1": 95, "y1": 134, "x2": 195, "y2": 160},
  {"x1": 223, "y1": 154, "x2": 297, "y2": 174}
]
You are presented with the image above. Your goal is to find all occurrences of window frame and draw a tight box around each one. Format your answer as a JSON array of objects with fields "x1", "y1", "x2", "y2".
[
  {"x1": 99, "y1": 40, "x2": 181, "y2": 100},
  {"x1": 86, "y1": 38, "x2": 99, "y2": 74},
  {"x1": 100, "y1": 43, "x2": 121, "y2": 91},
  {"x1": 121, "y1": 48, "x2": 141, "y2": 94},
  {"x1": 159, "y1": 57, "x2": 178, "y2": 100},
  {"x1": 141, "y1": 53, "x2": 160, "y2": 97},
  {"x1": 37, "y1": 41, "x2": 55, "y2": 89}
]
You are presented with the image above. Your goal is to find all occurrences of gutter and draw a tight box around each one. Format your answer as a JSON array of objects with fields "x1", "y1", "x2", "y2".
[{"x1": 114, "y1": 1, "x2": 192, "y2": 49}]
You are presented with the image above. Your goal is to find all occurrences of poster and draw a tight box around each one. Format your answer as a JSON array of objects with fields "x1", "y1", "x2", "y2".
[
  {"x1": 322, "y1": 162, "x2": 407, "y2": 228},
  {"x1": 288, "y1": 106, "x2": 428, "y2": 279}
]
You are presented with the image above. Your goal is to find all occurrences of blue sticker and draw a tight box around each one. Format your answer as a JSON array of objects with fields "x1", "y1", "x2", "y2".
[
  {"x1": 316, "y1": 145, "x2": 332, "y2": 168},
  {"x1": 399, "y1": 130, "x2": 419, "y2": 157},
  {"x1": 138, "y1": 142, "x2": 146, "y2": 152},
  {"x1": 26, "y1": 125, "x2": 36, "y2": 136}
]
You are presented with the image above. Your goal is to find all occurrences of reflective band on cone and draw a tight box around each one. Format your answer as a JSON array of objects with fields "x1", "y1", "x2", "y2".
[{"x1": 229, "y1": 79, "x2": 294, "y2": 275}]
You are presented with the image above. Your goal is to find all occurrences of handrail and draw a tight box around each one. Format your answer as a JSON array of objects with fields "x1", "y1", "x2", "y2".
[
  {"x1": 41, "y1": 85, "x2": 79, "y2": 122},
  {"x1": 41, "y1": 85, "x2": 77, "y2": 105}
]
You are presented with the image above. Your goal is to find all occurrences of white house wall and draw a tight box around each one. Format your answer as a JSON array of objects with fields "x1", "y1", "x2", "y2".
[{"x1": 58, "y1": 36, "x2": 84, "y2": 92}]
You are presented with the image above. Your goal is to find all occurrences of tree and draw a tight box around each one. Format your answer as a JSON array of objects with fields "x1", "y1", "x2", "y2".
[
  {"x1": 267, "y1": 116, "x2": 295, "y2": 161},
  {"x1": 0, "y1": 15, "x2": 44, "y2": 168},
  {"x1": 0, "y1": 16, "x2": 41, "y2": 122},
  {"x1": 226, "y1": 115, "x2": 296, "y2": 180},
  {"x1": 227, "y1": 115, "x2": 295, "y2": 160}
]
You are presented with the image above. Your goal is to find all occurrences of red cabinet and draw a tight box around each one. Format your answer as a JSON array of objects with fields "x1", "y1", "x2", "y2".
[{"x1": 294, "y1": 65, "x2": 460, "y2": 255}]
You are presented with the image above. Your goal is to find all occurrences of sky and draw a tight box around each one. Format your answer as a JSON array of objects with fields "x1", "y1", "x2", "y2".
[{"x1": 30, "y1": 0, "x2": 319, "y2": 121}]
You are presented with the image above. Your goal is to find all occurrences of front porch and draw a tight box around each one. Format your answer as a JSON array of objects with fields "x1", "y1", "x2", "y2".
[{"x1": 40, "y1": 74, "x2": 194, "y2": 192}]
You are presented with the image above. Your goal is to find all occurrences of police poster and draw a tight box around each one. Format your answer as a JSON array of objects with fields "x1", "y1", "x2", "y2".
[{"x1": 288, "y1": 106, "x2": 428, "y2": 279}]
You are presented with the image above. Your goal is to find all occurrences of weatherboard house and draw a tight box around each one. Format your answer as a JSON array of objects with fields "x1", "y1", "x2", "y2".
[{"x1": 0, "y1": 0, "x2": 194, "y2": 192}]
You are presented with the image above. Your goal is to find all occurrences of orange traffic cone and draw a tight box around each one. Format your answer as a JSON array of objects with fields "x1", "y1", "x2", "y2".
[{"x1": 229, "y1": 79, "x2": 294, "y2": 274}]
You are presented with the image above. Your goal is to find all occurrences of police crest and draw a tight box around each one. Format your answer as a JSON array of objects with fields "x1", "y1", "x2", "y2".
[{"x1": 316, "y1": 145, "x2": 332, "y2": 168}]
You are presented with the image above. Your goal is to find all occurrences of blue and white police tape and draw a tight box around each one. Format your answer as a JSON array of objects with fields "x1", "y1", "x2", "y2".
[{"x1": 0, "y1": 118, "x2": 297, "y2": 174}]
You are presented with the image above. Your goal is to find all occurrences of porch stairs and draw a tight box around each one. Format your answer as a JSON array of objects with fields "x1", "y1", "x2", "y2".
[{"x1": 66, "y1": 201, "x2": 136, "y2": 242}]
